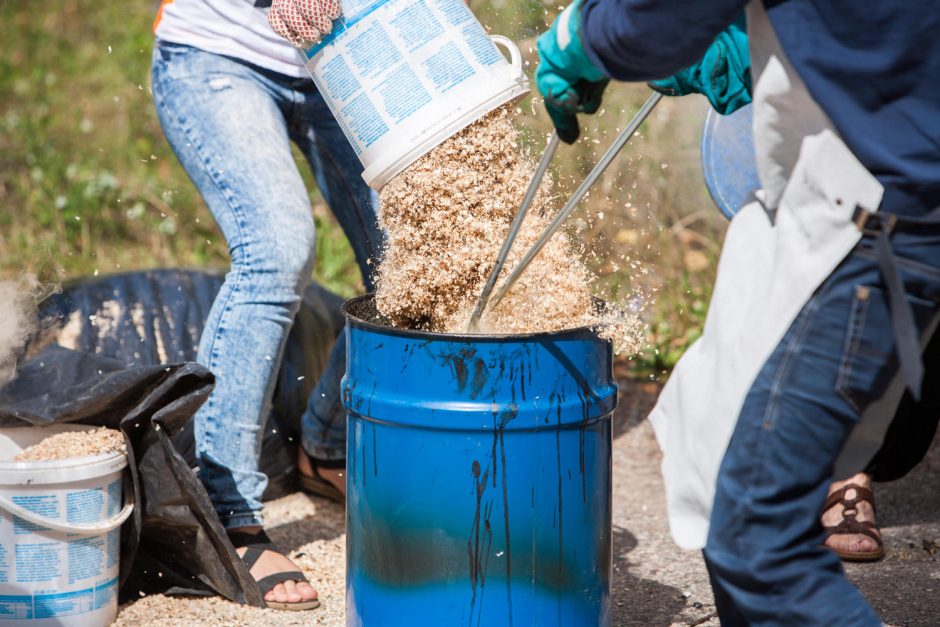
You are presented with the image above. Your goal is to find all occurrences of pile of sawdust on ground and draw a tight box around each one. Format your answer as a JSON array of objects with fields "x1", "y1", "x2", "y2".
[
  {"x1": 115, "y1": 493, "x2": 347, "y2": 627},
  {"x1": 375, "y1": 104, "x2": 643, "y2": 351},
  {"x1": 13, "y1": 427, "x2": 126, "y2": 461}
]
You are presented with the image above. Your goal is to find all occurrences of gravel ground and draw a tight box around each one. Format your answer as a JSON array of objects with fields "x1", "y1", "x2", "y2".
[
  {"x1": 115, "y1": 378, "x2": 939, "y2": 626},
  {"x1": 115, "y1": 494, "x2": 347, "y2": 627}
]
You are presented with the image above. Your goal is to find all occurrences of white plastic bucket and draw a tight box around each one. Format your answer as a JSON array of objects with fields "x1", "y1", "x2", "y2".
[
  {"x1": 301, "y1": 0, "x2": 530, "y2": 190},
  {"x1": 0, "y1": 425, "x2": 133, "y2": 626}
]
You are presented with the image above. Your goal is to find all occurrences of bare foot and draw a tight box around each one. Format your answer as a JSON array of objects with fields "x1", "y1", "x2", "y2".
[
  {"x1": 297, "y1": 448, "x2": 346, "y2": 498},
  {"x1": 229, "y1": 525, "x2": 318, "y2": 606},
  {"x1": 822, "y1": 473, "x2": 881, "y2": 556}
]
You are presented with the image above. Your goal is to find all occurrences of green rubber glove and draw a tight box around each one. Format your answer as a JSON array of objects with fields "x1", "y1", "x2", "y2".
[
  {"x1": 648, "y1": 16, "x2": 751, "y2": 115},
  {"x1": 536, "y1": 0, "x2": 609, "y2": 144}
]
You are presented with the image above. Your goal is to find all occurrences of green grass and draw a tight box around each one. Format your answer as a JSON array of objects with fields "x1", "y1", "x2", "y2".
[{"x1": 0, "y1": 1, "x2": 727, "y2": 375}]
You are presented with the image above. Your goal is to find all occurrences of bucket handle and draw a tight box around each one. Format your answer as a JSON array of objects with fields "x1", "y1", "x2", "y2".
[
  {"x1": 489, "y1": 35, "x2": 524, "y2": 81},
  {"x1": 0, "y1": 487, "x2": 134, "y2": 536}
]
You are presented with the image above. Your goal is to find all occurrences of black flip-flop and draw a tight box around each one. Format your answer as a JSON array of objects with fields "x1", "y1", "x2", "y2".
[
  {"x1": 229, "y1": 530, "x2": 320, "y2": 611},
  {"x1": 298, "y1": 453, "x2": 345, "y2": 506}
]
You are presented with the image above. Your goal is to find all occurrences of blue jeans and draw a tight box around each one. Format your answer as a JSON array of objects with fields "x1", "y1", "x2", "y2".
[
  {"x1": 152, "y1": 41, "x2": 381, "y2": 528},
  {"x1": 704, "y1": 229, "x2": 940, "y2": 625}
]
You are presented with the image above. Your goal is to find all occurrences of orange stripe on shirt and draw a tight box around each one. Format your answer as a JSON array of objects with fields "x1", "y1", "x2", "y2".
[{"x1": 153, "y1": 0, "x2": 174, "y2": 32}]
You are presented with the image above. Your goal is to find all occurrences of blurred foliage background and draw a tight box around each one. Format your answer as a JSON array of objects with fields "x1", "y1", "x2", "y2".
[{"x1": 0, "y1": 0, "x2": 727, "y2": 378}]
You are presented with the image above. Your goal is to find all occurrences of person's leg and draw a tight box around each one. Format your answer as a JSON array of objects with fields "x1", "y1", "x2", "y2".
[
  {"x1": 152, "y1": 42, "x2": 317, "y2": 604},
  {"x1": 288, "y1": 79, "x2": 383, "y2": 494},
  {"x1": 704, "y1": 233, "x2": 940, "y2": 626}
]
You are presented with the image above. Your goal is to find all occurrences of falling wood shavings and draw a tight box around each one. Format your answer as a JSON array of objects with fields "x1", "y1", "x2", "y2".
[{"x1": 375, "y1": 104, "x2": 643, "y2": 352}]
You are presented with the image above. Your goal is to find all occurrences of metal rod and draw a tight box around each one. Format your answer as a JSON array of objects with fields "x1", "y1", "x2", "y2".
[
  {"x1": 486, "y1": 91, "x2": 663, "y2": 312},
  {"x1": 466, "y1": 131, "x2": 561, "y2": 331}
]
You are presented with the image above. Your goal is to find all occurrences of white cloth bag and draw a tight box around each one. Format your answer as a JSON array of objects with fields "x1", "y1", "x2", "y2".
[{"x1": 648, "y1": 1, "x2": 885, "y2": 550}]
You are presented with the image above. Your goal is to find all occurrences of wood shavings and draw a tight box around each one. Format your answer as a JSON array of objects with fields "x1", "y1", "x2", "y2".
[
  {"x1": 13, "y1": 427, "x2": 126, "y2": 461},
  {"x1": 375, "y1": 104, "x2": 643, "y2": 352}
]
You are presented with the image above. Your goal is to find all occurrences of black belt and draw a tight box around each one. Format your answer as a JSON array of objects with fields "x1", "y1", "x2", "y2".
[{"x1": 853, "y1": 205, "x2": 940, "y2": 400}]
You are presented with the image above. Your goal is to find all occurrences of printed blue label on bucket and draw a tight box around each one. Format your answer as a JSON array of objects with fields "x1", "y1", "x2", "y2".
[
  {"x1": 106, "y1": 479, "x2": 121, "y2": 517},
  {"x1": 94, "y1": 577, "x2": 118, "y2": 610},
  {"x1": 15, "y1": 543, "x2": 60, "y2": 583},
  {"x1": 304, "y1": 0, "x2": 387, "y2": 59},
  {"x1": 12, "y1": 496, "x2": 58, "y2": 535},
  {"x1": 0, "y1": 595, "x2": 31, "y2": 620},
  {"x1": 34, "y1": 587, "x2": 95, "y2": 619},
  {"x1": 67, "y1": 537, "x2": 104, "y2": 584},
  {"x1": 66, "y1": 489, "x2": 104, "y2": 525}
]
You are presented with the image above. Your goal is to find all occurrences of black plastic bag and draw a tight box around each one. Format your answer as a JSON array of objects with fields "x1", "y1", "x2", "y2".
[
  {"x1": 0, "y1": 269, "x2": 345, "y2": 605},
  {"x1": 29, "y1": 269, "x2": 345, "y2": 499}
]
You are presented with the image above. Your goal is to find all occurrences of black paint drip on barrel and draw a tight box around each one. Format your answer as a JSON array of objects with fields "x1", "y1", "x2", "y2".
[
  {"x1": 468, "y1": 459, "x2": 493, "y2": 625},
  {"x1": 495, "y1": 406, "x2": 518, "y2": 625}
]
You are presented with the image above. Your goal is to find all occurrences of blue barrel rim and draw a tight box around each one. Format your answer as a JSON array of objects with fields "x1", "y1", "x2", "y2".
[{"x1": 344, "y1": 293, "x2": 609, "y2": 343}]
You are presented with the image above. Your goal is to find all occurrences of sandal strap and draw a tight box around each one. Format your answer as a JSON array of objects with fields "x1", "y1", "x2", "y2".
[
  {"x1": 239, "y1": 545, "x2": 265, "y2": 571},
  {"x1": 228, "y1": 530, "x2": 312, "y2": 598},
  {"x1": 823, "y1": 484, "x2": 875, "y2": 513},
  {"x1": 256, "y1": 570, "x2": 311, "y2": 596},
  {"x1": 228, "y1": 529, "x2": 274, "y2": 549},
  {"x1": 823, "y1": 518, "x2": 883, "y2": 547},
  {"x1": 228, "y1": 530, "x2": 278, "y2": 572}
]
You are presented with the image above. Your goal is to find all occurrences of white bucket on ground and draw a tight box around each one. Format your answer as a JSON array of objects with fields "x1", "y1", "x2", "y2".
[
  {"x1": 0, "y1": 425, "x2": 133, "y2": 626},
  {"x1": 301, "y1": 0, "x2": 530, "y2": 190}
]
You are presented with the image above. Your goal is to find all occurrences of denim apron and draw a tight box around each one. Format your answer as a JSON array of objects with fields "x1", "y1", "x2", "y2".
[{"x1": 647, "y1": 0, "x2": 887, "y2": 550}]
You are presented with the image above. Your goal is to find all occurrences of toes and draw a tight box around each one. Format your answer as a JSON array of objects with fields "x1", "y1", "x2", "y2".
[
  {"x1": 854, "y1": 537, "x2": 877, "y2": 552},
  {"x1": 296, "y1": 581, "x2": 319, "y2": 601},
  {"x1": 282, "y1": 579, "x2": 304, "y2": 603},
  {"x1": 264, "y1": 580, "x2": 313, "y2": 604},
  {"x1": 265, "y1": 583, "x2": 287, "y2": 604}
]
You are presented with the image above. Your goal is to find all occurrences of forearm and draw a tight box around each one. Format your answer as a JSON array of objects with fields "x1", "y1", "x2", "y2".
[{"x1": 581, "y1": 0, "x2": 748, "y2": 81}]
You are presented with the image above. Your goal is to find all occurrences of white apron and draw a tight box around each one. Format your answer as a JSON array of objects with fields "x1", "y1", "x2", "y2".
[{"x1": 648, "y1": 1, "x2": 885, "y2": 550}]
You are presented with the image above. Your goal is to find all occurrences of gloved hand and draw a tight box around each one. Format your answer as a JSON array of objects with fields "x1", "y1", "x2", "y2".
[
  {"x1": 648, "y1": 17, "x2": 751, "y2": 115},
  {"x1": 268, "y1": 0, "x2": 341, "y2": 46},
  {"x1": 536, "y1": 0, "x2": 609, "y2": 144}
]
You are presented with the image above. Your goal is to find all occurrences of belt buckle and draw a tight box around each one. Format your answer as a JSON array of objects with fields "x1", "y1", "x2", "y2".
[{"x1": 853, "y1": 206, "x2": 896, "y2": 237}]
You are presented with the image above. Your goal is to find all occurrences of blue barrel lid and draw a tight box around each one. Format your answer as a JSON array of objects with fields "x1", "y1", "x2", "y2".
[{"x1": 701, "y1": 104, "x2": 760, "y2": 220}]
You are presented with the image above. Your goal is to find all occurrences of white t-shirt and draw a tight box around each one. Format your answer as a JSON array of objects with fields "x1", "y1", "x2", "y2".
[{"x1": 154, "y1": 0, "x2": 307, "y2": 77}]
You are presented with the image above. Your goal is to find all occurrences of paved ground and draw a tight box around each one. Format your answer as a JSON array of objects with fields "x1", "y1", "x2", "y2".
[
  {"x1": 118, "y1": 378, "x2": 939, "y2": 626},
  {"x1": 610, "y1": 379, "x2": 940, "y2": 627}
]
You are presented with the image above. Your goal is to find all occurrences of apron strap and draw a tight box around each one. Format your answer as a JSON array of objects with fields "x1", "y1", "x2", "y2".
[{"x1": 853, "y1": 205, "x2": 940, "y2": 400}]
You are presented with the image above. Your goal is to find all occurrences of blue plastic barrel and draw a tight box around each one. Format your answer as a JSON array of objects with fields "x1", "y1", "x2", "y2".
[
  {"x1": 701, "y1": 104, "x2": 759, "y2": 220},
  {"x1": 342, "y1": 295, "x2": 617, "y2": 626}
]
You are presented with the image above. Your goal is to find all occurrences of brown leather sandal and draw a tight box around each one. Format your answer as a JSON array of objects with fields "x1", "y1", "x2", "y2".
[{"x1": 822, "y1": 483, "x2": 884, "y2": 562}]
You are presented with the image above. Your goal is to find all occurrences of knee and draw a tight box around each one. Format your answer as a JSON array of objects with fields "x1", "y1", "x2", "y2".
[
  {"x1": 270, "y1": 223, "x2": 316, "y2": 281},
  {"x1": 233, "y1": 215, "x2": 315, "y2": 284}
]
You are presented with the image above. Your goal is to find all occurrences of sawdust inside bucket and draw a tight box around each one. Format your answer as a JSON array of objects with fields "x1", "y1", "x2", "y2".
[{"x1": 375, "y1": 104, "x2": 644, "y2": 351}]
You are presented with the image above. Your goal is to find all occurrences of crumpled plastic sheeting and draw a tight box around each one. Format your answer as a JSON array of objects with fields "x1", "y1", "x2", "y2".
[
  {"x1": 0, "y1": 269, "x2": 345, "y2": 605},
  {"x1": 28, "y1": 268, "x2": 345, "y2": 498}
]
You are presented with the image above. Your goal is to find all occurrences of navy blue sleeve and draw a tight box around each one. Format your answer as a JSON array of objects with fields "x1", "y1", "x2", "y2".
[{"x1": 581, "y1": 0, "x2": 749, "y2": 81}]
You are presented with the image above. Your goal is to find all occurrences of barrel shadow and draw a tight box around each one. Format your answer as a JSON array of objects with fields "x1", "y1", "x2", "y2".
[
  {"x1": 612, "y1": 379, "x2": 662, "y2": 441},
  {"x1": 266, "y1": 497, "x2": 345, "y2": 550},
  {"x1": 610, "y1": 526, "x2": 687, "y2": 626}
]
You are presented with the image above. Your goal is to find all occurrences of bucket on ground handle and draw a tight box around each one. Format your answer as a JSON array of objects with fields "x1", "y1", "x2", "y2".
[
  {"x1": 343, "y1": 295, "x2": 616, "y2": 627},
  {"x1": 0, "y1": 425, "x2": 133, "y2": 626},
  {"x1": 301, "y1": 0, "x2": 530, "y2": 190}
]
